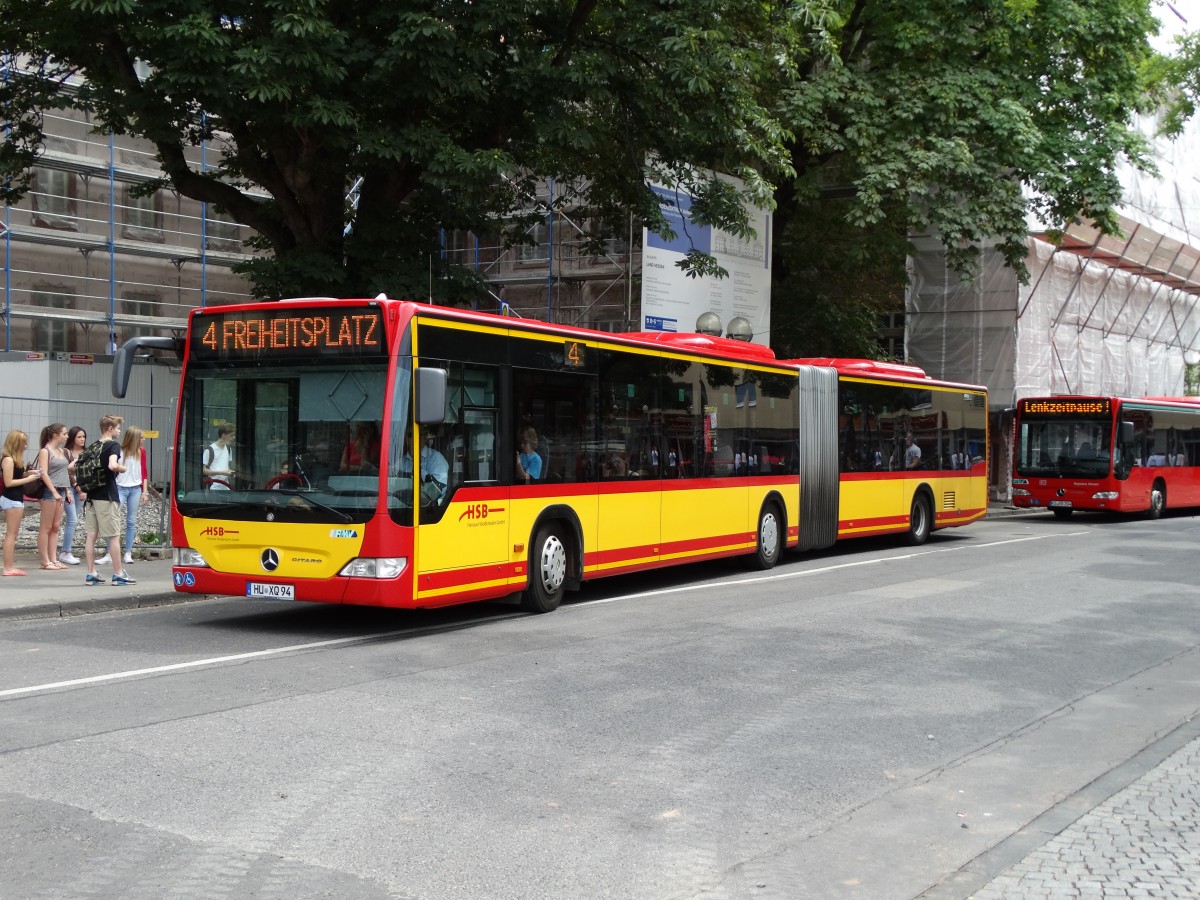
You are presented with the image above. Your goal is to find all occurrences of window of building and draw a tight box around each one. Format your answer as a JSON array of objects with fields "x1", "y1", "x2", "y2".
[
  {"x1": 121, "y1": 185, "x2": 164, "y2": 241},
  {"x1": 441, "y1": 229, "x2": 475, "y2": 267},
  {"x1": 517, "y1": 219, "x2": 550, "y2": 263},
  {"x1": 122, "y1": 293, "x2": 165, "y2": 343},
  {"x1": 30, "y1": 168, "x2": 78, "y2": 230},
  {"x1": 31, "y1": 290, "x2": 75, "y2": 352},
  {"x1": 205, "y1": 210, "x2": 242, "y2": 252}
]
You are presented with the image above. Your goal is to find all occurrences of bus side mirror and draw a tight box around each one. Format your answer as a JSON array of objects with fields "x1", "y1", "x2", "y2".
[
  {"x1": 415, "y1": 367, "x2": 447, "y2": 425},
  {"x1": 1119, "y1": 421, "x2": 1134, "y2": 444},
  {"x1": 111, "y1": 336, "x2": 184, "y2": 398}
]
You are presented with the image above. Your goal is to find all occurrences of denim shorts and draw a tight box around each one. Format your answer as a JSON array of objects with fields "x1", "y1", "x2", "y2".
[{"x1": 0, "y1": 495, "x2": 24, "y2": 511}]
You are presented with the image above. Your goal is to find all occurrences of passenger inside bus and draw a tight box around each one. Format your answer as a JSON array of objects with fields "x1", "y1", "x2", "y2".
[
  {"x1": 516, "y1": 427, "x2": 542, "y2": 483},
  {"x1": 340, "y1": 422, "x2": 381, "y2": 472}
]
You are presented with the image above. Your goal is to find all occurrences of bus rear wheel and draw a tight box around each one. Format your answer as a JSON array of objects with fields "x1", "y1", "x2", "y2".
[
  {"x1": 907, "y1": 493, "x2": 931, "y2": 546},
  {"x1": 1147, "y1": 481, "x2": 1166, "y2": 519},
  {"x1": 521, "y1": 524, "x2": 568, "y2": 613},
  {"x1": 749, "y1": 502, "x2": 783, "y2": 570}
]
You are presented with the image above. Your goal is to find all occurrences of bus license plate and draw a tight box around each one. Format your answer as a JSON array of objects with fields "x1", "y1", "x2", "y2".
[
  {"x1": 246, "y1": 582, "x2": 295, "y2": 600},
  {"x1": 1048, "y1": 500, "x2": 1072, "y2": 509}
]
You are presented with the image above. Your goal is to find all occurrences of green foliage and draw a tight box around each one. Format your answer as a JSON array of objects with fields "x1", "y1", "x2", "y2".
[
  {"x1": 0, "y1": 0, "x2": 1162, "y2": 355},
  {"x1": 1145, "y1": 30, "x2": 1200, "y2": 136},
  {"x1": 777, "y1": 0, "x2": 1158, "y2": 284},
  {"x1": 1, "y1": 0, "x2": 795, "y2": 298}
]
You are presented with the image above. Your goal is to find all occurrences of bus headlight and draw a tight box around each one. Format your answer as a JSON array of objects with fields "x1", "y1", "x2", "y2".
[
  {"x1": 173, "y1": 547, "x2": 209, "y2": 568},
  {"x1": 1012, "y1": 488, "x2": 1030, "y2": 496},
  {"x1": 1092, "y1": 491, "x2": 1119, "y2": 500},
  {"x1": 340, "y1": 558, "x2": 407, "y2": 579}
]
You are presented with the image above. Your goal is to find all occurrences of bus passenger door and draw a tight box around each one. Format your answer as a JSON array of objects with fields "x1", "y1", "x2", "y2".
[{"x1": 413, "y1": 377, "x2": 510, "y2": 602}]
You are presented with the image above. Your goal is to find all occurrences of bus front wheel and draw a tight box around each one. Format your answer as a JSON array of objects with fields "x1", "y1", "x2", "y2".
[
  {"x1": 749, "y1": 502, "x2": 783, "y2": 570},
  {"x1": 1148, "y1": 482, "x2": 1166, "y2": 519},
  {"x1": 521, "y1": 524, "x2": 568, "y2": 613},
  {"x1": 907, "y1": 493, "x2": 932, "y2": 546}
]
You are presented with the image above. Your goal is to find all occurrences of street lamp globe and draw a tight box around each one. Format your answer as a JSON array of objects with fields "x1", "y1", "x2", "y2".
[
  {"x1": 726, "y1": 316, "x2": 753, "y2": 342},
  {"x1": 696, "y1": 312, "x2": 723, "y2": 336}
]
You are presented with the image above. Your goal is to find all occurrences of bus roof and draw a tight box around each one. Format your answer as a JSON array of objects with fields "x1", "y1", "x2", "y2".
[{"x1": 200, "y1": 297, "x2": 984, "y2": 386}]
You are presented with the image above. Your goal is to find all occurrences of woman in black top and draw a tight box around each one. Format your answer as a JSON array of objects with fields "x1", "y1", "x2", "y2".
[{"x1": 2, "y1": 429, "x2": 45, "y2": 576}]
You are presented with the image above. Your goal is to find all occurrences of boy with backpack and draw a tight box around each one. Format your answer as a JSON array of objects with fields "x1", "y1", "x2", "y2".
[{"x1": 80, "y1": 414, "x2": 136, "y2": 586}]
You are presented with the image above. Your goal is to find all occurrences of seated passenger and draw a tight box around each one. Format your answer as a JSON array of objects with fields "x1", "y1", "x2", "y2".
[
  {"x1": 516, "y1": 427, "x2": 542, "y2": 483},
  {"x1": 341, "y1": 422, "x2": 381, "y2": 472}
]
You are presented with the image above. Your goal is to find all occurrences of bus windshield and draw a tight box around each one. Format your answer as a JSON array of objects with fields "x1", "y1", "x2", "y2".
[
  {"x1": 175, "y1": 357, "x2": 412, "y2": 524},
  {"x1": 1015, "y1": 416, "x2": 1113, "y2": 477}
]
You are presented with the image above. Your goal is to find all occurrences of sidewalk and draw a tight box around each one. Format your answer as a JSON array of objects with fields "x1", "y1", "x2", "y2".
[{"x1": 0, "y1": 550, "x2": 183, "y2": 622}]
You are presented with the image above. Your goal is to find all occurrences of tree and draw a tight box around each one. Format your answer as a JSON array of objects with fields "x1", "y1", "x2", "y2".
[
  {"x1": 1, "y1": 0, "x2": 795, "y2": 298},
  {"x1": 2, "y1": 0, "x2": 1162, "y2": 355},
  {"x1": 768, "y1": 0, "x2": 1159, "y2": 356},
  {"x1": 1145, "y1": 28, "x2": 1200, "y2": 136}
]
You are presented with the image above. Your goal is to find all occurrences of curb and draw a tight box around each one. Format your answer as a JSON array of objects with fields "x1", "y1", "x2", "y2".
[
  {"x1": 0, "y1": 588, "x2": 207, "y2": 624},
  {"x1": 985, "y1": 506, "x2": 1046, "y2": 518},
  {"x1": 5, "y1": 510, "x2": 1041, "y2": 624}
]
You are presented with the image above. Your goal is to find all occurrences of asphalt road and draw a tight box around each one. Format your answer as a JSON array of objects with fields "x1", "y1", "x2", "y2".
[{"x1": 2, "y1": 512, "x2": 1198, "y2": 899}]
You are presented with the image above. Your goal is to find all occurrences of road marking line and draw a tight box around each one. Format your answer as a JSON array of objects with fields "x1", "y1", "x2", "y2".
[
  {"x1": 2, "y1": 531, "x2": 1084, "y2": 699},
  {"x1": 570, "y1": 531, "x2": 1085, "y2": 608},
  {"x1": 0, "y1": 616, "x2": 510, "y2": 700}
]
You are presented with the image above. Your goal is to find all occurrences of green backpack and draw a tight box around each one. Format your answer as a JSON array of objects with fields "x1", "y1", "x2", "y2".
[{"x1": 74, "y1": 440, "x2": 109, "y2": 494}]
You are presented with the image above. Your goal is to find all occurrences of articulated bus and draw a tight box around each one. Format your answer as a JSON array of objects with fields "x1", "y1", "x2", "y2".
[
  {"x1": 113, "y1": 297, "x2": 988, "y2": 613},
  {"x1": 1012, "y1": 395, "x2": 1200, "y2": 518}
]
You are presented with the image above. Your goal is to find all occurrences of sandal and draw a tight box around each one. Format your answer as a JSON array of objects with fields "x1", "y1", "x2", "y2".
[
  {"x1": 2, "y1": 569, "x2": 27, "y2": 576},
  {"x1": 41, "y1": 562, "x2": 67, "y2": 570}
]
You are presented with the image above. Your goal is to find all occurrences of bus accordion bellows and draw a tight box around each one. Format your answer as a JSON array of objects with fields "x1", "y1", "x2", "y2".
[
  {"x1": 113, "y1": 297, "x2": 989, "y2": 613},
  {"x1": 1011, "y1": 395, "x2": 1200, "y2": 518}
]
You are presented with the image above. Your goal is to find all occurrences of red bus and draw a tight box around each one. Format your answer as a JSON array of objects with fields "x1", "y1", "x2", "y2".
[
  {"x1": 113, "y1": 297, "x2": 988, "y2": 612},
  {"x1": 1012, "y1": 395, "x2": 1200, "y2": 518}
]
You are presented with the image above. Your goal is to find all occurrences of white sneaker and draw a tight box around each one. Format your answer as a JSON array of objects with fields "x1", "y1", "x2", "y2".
[
  {"x1": 58, "y1": 552, "x2": 81, "y2": 566},
  {"x1": 95, "y1": 553, "x2": 111, "y2": 565},
  {"x1": 122, "y1": 552, "x2": 134, "y2": 564}
]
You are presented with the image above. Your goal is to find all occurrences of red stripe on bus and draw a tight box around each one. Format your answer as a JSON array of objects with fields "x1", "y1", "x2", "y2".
[{"x1": 448, "y1": 477, "x2": 798, "y2": 501}]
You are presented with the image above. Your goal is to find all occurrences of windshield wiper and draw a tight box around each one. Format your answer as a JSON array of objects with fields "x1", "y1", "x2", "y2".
[{"x1": 261, "y1": 490, "x2": 353, "y2": 522}]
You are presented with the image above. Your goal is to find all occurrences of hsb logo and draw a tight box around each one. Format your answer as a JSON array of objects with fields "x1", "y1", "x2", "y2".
[{"x1": 459, "y1": 503, "x2": 503, "y2": 522}]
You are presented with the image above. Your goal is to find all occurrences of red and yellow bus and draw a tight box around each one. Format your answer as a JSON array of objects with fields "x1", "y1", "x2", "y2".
[
  {"x1": 1012, "y1": 395, "x2": 1200, "y2": 518},
  {"x1": 113, "y1": 297, "x2": 988, "y2": 613}
]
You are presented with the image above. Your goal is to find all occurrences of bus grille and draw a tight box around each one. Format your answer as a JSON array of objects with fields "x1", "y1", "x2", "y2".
[{"x1": 942, "y1": 491, "x2": 956, "y2": 510}]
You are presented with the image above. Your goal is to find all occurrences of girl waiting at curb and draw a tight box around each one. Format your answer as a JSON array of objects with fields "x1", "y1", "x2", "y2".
[
  {"x1": 34, "y1": 423, "x2": 70, "y2": 570},
  {"x1": 58, "y1": 426, "x2": 88, "y2": 565},
  {"x1": 2, "y1": 430, "x2": 45, "y2": 577},
  {"x1": 116, "y1": 426, "x2": 148, "y2": 565}
]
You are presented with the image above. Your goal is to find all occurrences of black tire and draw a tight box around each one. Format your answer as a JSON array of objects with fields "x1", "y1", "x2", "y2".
[
  {"x1": 521, "y1": 523, "x2": 568, "y2": 613},
  {"x1": 906, "y1": 493, "x2": 932, "y2": 546},
  {"x1": 1051, "y1": 507, "x2": 1074, "y2": 519},
  {"x1": 749, "y1": 502, "x2": 783, "y2": 570},
  {"x1": 1147, "y1": 481, "x2": 1166, "y2": 520}
]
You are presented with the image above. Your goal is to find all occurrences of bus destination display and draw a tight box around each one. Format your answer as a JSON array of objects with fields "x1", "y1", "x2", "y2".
[
  {"x1": 1019, "y1": 398, "x2": 1111, "y2": 416},
  {"x1": 191, "y1": 307, "x2": 385, "y2": 359}
]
